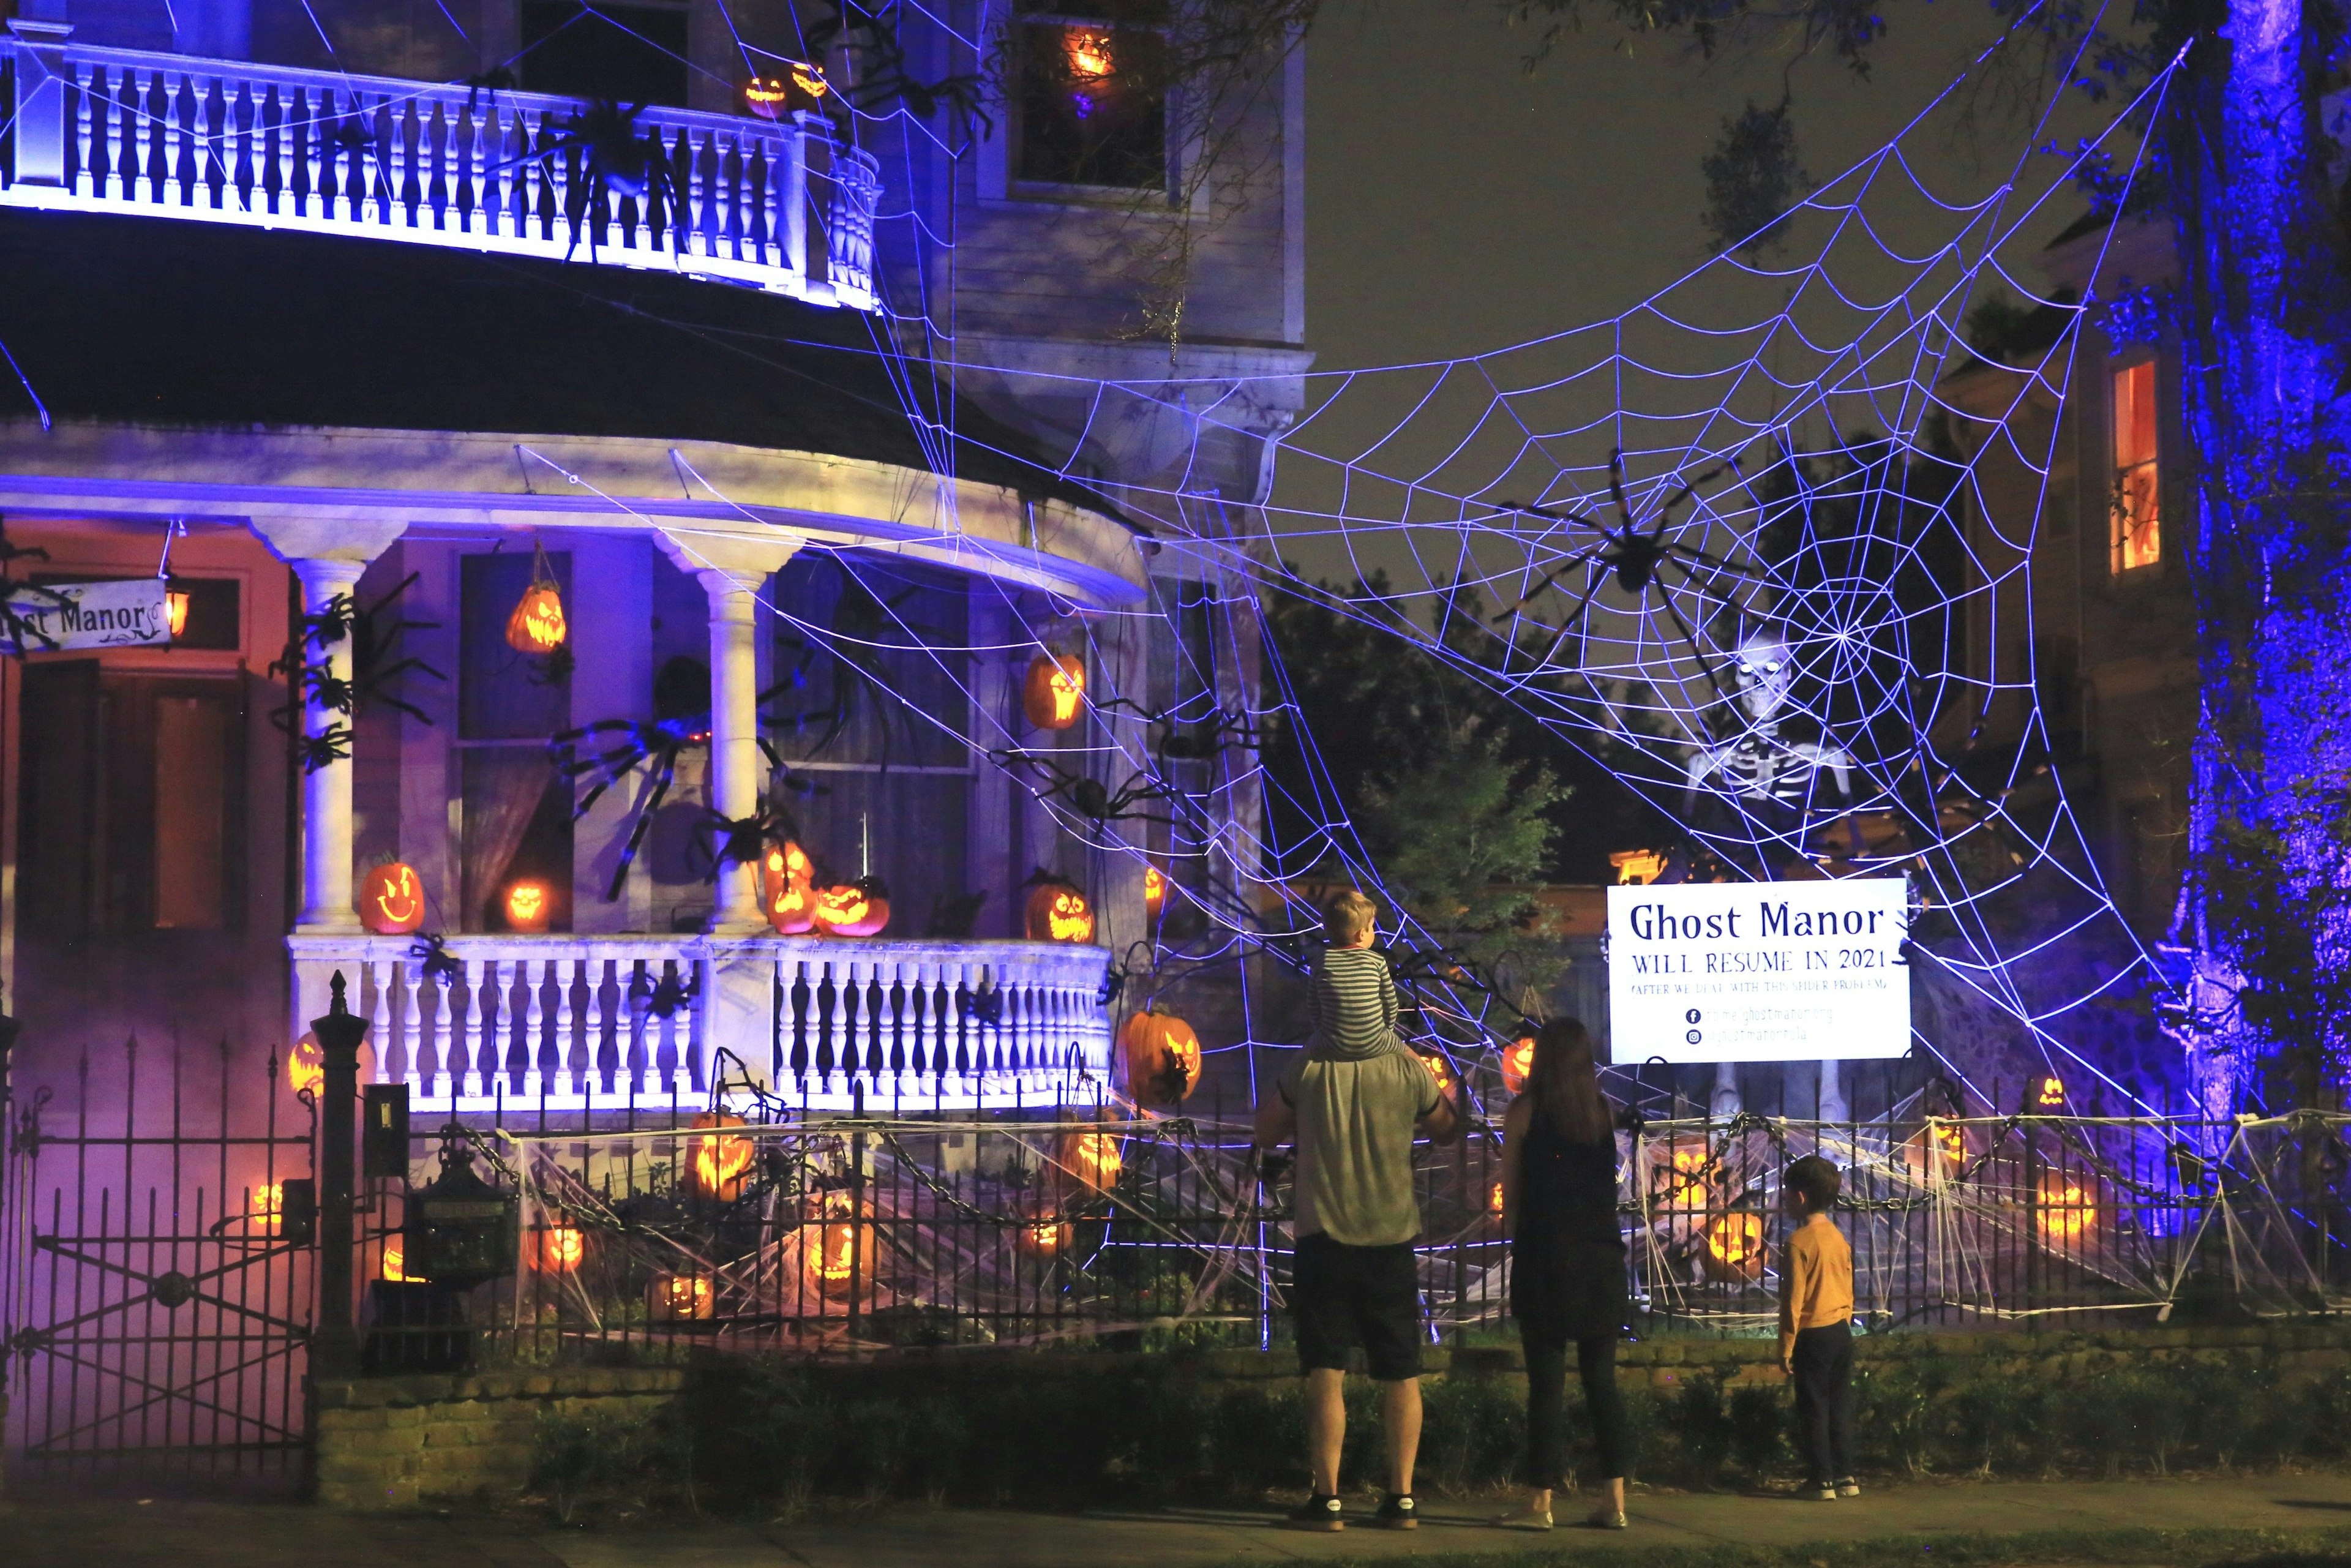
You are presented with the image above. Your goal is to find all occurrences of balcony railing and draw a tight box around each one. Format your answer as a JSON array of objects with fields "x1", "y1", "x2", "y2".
[
  {"x1": 287, "y1": 933, "x2": 1115, "y2": 1114},
  {"x1": 1, "y1": 31, "x2": 881, "y2": 308}
]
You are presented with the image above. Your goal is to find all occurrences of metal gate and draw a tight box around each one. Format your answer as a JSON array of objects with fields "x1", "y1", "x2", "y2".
[{"x1": 2, "y1": 1038, "x2": 316, "y2": 1490}]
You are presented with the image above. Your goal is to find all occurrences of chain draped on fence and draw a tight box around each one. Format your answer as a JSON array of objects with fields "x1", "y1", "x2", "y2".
[{"x1": 347, "y1": 1101, "x2": 2351, "y2": 1368}]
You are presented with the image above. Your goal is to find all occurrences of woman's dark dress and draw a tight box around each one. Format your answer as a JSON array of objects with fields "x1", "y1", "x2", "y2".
[{"x1": 1509, "y1": 1114, "x2": 1632, "y2": 1485}]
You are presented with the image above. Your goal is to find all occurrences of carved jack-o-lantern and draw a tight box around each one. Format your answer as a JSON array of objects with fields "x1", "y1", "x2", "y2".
[
  {"x1": 503, "y1": 879, "x2": 552, "y2": 932},
  {"x1": 1119, "y1": 1007, "x2": 1201, "y2": 1107},
  {"x1": 1144, "y1": 865, "x2": 1166, "y2": 920},
  {"x1": 287, "y1": 1031, "x2": 326, "y2": 1098},
  {"x1": 813, "y1": 877, "x2": 890, "y2": 937},
  {"x1": 802, "y1": 1199, "x2": 877, "y2": 1297},
  {"x1": 361, "y1": 860, "x2": 426, "y2": 936},
  {"x1": 1703, "y1": 1211, "x2": 1768, "y2": 1282},
  {"x1": 688, "y1": 1111, "x2": 756, "y2": 1199},
  {"x1": 648, "y1": 1272, "x2": 714, "y2": 1321},
  {"x1": 505, "y1": 583, "x2": 566, "y2": 654},
  {"x1": 1058, "y1": 1125, "x2": 1123, "y2": 1193},
  {"x1": 762, "y1": 841, "x2": 816, "y2": 934},
  {"x1": 1417, "y1": 1050, "x2": 1458, "y2": 1103},
  {"x1": 1022, "y1": 653, "x2": 1086, "y2": 730},
  {"x1": 1024, "y1": 880, "x2": 1095, "y2": 944},
  {"x1": 1499, "y1": 1034, "x2": 1536, "y2": 1096},
  {"x1": 530, "y1": 1225, "x2": 585, "y2": 1274},
  {"x1": 743, "y1": 75, "x2": 791, "y2": 118}
]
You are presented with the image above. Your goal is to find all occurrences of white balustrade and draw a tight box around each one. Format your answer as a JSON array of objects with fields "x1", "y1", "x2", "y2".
[
  {"x1": 286, "y1": 934, "x2": 1114, "y2": 1115},
  {"x1": 1, "y1": 36, "x2": 880, "y2": 307}
]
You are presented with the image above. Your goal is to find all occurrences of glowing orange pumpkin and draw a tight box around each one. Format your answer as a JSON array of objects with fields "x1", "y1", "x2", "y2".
[
  {"x1": 2038, "y1": 1171, "x2": 2094, "y2": 1241},
  {"x1": 1022, "y1": 653, "x2": 1086, "y2": 730},
  {"x1": 813, "y1": 877, "x2": 889, "y2": 937},
  {"x1": 1119, "y1": 1007, "x2": 1201, "y2": 1107},
  {"x1": 1906, "y1": 1119, "x2": 1966, "y2": 1179},
  {"x1": 287, "y1": 1032, "x2": 325, "y2": 1098},
  {"x1": 531, "y1": 1225, "x2": 585, "y2": 1274},
  {"x1": 361, "y1": 860, "x2": 426, "y2": 936},
  {"x1": 1489, "y1": 1180, "x2": 1505, "y2": 1214},
  {"x1": 762, "y1": 841, "x2": 816, "y2": 935},
  {"x1": 1500, "y1": 1033, "x2": 1536, "y2": 1095},
  {"x1": 743, "y1": 75, "x2": 790, "y2": 118},
  {"x1": 1703, "y1": 1211, "x2": 1768, "y2": 1282},
  {"x1": 803, "y1": 1207, "x2": 877, "y2": 1297},
  {"x1": 1024, "y1": 880, "x2": 1095, "y2": 943},
  {"x1": 1059, "y1": 1125, "x2": 1123, "y2": 1193},
  {"x1": 249, "y1": 1181, "x2": 285, "y2": 1234},
  {"x1": 688, "y1": 1111, "x2": 756, "y2": 1199},
  {"x1": 1417, "y1": 1050, "x2": 1458, "y2": 1102},
  {"x1": 1019, "y1": 1208, "x2": 1072, "y2": 1255},
  {"x1": 648, "y1": 1272, "x2": 714, "y2": 1321},
  {"x1": 505, "y1": 583, "x2": 566, "y2": 654},
  {"x1": 2036, "y1": 1074, "x2": 2066, "y2": 1108},
  {"x1": 381, "y1": 1241, "x2": 424, "y2": 1283},
  {"x1": 1144, "y1": 865, "x2": 1166, "y2": 919},
  {"x1": 504, "y1": 879, "x2": 552, "y2": 932}
]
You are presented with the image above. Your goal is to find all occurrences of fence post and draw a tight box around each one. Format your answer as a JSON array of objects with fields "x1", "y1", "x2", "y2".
[{"x1": 312, "y1": 971, "x2": 371, "y2": 1377}]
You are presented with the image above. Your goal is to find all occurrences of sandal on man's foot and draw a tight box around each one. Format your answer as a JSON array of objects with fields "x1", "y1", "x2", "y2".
[
  {"x1": 1375, "y1": 1493, "x2": 1419, "y2": 1529},
  {"x1": 1288, "y1": 1493, "x2": 1344, "y2": 1531},
  {"x1": 1492, "y1": 1506, "x2": 1552, "y2": 1531},
  {"x1": 1587, "y1": 1508, "x2": 1629, "y2": 1529}
]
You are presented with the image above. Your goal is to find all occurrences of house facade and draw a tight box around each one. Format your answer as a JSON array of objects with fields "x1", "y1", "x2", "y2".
[{"x1": 0, "y1": 0, "x2": 1307, "y2": 1120}]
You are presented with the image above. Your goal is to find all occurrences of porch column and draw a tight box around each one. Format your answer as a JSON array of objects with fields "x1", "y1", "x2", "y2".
[
  {"x1": 250, "y1": 517, "x2": 409, "y2": 934},
  {"x1": 655, "y1": 529, "x2": 802, "y2": 935}
]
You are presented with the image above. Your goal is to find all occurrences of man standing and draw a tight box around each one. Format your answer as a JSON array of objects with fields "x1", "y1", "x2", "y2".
[{"x1": 1254, "y1": 890, "x2": 1462, "y2": 1531}]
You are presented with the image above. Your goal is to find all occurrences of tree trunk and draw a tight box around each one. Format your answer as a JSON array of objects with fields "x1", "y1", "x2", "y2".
[{"x1": 2169, "y1": 0, "x2": 2351, "y2": 1115}]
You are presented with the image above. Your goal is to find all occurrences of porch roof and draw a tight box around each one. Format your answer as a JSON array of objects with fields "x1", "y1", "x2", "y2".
[{"x1": 0, "y1": 208, "x2": 1105, "y2": 516}]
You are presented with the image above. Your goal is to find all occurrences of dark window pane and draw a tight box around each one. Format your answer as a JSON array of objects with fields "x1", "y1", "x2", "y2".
[
  {"x1": 170, "y1": 577, "x2": 241, "y2": 650},
  {"x1": 769, "y1": 556, "x2": 970, "y2": 770},
  {"x1": 519, "y1": 1, "x2": 689, "y2": 107},
  {"x1": 1016, "y1": 22, "x2": 1166, "y2": 190}
]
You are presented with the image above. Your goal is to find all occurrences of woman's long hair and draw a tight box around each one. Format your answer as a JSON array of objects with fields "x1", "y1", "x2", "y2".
[{"x1": 1524, "y1": 1017, "x2": 1614, "y2": 1146}]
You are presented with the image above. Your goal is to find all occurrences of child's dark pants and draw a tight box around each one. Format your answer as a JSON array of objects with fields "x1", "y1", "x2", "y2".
[{"x1": 1790, "y1": 1322, "x2": 1854, "y2": 1484}]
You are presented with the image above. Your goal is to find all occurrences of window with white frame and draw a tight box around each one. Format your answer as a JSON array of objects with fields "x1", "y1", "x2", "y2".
[{"x1": 1011, "y1": 4, "x2": 1169, "y2": 192}]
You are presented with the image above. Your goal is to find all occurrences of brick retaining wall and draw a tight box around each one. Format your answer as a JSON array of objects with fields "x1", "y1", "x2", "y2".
[
  {"x1": 313, "y1": 1366, "x2": 686, "y2": 1509},
  {"x1": 310, "y1": 1322, "x2": 2351, "y2": 1510}
]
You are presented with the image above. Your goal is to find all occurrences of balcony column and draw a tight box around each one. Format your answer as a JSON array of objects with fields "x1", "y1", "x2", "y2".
[{"x1": 656, "y1": 530, "x2": 802, "y2": 933}]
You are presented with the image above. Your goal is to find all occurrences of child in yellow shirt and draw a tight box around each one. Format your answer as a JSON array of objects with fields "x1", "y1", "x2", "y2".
[{"x1": 1779, "y1": 1155, "x2": 1855, "y2": 1500}]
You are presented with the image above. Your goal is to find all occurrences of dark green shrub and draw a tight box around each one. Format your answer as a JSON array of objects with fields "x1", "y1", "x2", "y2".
[
  {"x1": 1728, "y1": 1382, "x2": 1787, "y2": 1477},
  {"x1": 1419, "y1": 1373, "x2": 1525, "y2": 1495},
  {"x1": 1671, "y1": 1367, "x2": 1734, "y2": 1487}
]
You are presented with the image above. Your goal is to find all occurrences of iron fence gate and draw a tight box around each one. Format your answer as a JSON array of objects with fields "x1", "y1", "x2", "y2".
[{"x1": 2, "y1": 1038, "x2": 315, "y2": 1490}]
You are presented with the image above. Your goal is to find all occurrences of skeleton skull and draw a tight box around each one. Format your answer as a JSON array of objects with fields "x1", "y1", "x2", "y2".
[{"x1": 1733, "y1": 626, "x2": 1794, "y2": 726}]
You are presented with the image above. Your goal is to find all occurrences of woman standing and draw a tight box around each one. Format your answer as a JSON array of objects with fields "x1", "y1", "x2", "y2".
[{"x1": 1496, "y1": 1018, "x2": 1632, "y2": 1531}]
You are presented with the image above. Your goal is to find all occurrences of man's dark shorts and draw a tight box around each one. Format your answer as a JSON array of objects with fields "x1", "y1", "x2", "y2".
[{"x1": 1291, "y1": 1231, "x2": 1423, "y2": 1381}]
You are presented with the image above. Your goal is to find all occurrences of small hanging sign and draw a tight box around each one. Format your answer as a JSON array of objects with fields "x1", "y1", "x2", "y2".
[{"x1": 0, "y1": 579, "x2": 173, "y2": 654}]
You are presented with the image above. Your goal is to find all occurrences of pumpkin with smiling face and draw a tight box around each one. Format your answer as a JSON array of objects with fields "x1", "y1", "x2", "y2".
[
  {"x1": 360, "y1": 860, "x2": 426, "y2": 936},
  {"x1": 812, "y1": 876, "x2": 890, "y2": 937},
  {"x1": 1024, "y1": 880, "x2": 1096, "y2": 944},
  {"x1": 1119, "y1": 1007, "x2": 1201, "y2": 1107}
]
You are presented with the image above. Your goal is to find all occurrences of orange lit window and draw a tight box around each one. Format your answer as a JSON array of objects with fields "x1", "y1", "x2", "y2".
[{"x1": 2110, "y1": 360, "x2": 2160, "y2": 573}]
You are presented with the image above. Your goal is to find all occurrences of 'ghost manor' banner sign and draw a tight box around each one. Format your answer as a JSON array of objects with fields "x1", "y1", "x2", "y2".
[
  {"x1": 1606, "y1": 878, "x2": 1911, "y2": 1063},
  {"x1": 0, "y1": 579, "x2": 173, "y2": 654}
]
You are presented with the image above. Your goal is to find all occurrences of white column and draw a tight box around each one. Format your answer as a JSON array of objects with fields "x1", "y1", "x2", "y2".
[
  {"x1": 1817, "y1": 1058, "x2": 1848, "y2": 1122},
  {"x1": 1710, "y1": 1060, "x2": 1742, "y2": 1119},
  {"x1": 654, "y1": 529, "x2": 801, "y2": 936},
  {"x1": 294, "y1": 557, "x2": 369, "y2": 932}
]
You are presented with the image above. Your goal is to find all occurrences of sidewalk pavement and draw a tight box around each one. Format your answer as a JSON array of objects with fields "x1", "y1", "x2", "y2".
[{"x1": 7, "y1": 1471, "x2": 2351, "y2": 1568}]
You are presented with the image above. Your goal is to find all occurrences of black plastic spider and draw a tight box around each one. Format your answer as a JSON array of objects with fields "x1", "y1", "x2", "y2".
[
  {"x1": 1095, "y1": 697, "x2": 1270, "y2": 762},
  {"x1": 269, "y1": 572, "x2": 443, "y2": 725},
  {"x1": 1489, "y1": 449, "x2": 1756, "y2": 661},
  {"x1": 629, "y1": 963, "x2": 699, "y2": 1021},
  {"x1": 408, "y1": 932, "x2": 461, "y2": 988},
  {"x1": 462, "y1": 66, "x2": 517, "y2": 115},
  {"x1": 689, "y1": 804, "x2": 800, "y2": 885},
  {"x1": 989, "y1": 749, "x2": 1188, "y2": 828},
  {"x1": 550, "y1": 658, "x2": 805, "y2": 900},
  {"x1": 0, "y1": 523, "x2": 69, "y2": 653},
  {"x1": 295, "y1": 725, "x2": 354, "y2": 774},
  {"x1": 500, "y1": 100, "x2": 682, "y2": 265}
]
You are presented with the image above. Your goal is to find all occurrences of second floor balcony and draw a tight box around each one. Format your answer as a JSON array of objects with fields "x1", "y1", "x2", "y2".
[{"x1": 0, "y1": 28, "x2": 880, "y2": 307}]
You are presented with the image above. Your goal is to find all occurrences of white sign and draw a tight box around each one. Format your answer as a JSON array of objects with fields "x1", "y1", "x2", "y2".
[
  {"x1": 1, "y1": 579, "x2": 173, "y2": 654},
  {"x1": 1607, "y1": 878, "x2": 1911, "y2": 1063}
]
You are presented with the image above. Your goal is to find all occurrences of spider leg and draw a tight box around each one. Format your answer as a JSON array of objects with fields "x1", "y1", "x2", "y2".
[
  {"x1": 1650, "y1": 575, "x2": 1745, "y2": 719},
  {"x1": 1520, "y1": 569, "x2": 1608, "y2": 671},
  {"x1": 1606, "y1": 448, "x2": 1637, "y2": 530},
  {"x1": 1490, "y1": 542, "x2": 1608, "y2": 625},
  {"x1": 1671, "y1": 543, "x2": 1766, "y2": 579}
]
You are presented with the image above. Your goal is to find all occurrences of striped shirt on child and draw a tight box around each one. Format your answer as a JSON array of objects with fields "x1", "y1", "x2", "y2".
[{"x1": 1309, "y1": 945, "x2": 1399, "y2": 1056}]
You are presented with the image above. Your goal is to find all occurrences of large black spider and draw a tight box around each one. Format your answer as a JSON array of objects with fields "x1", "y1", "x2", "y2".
[
  {"x1": 989, "y1": 749, "x2": 1188, "y2": 828},
  {"x1": 803, "y1": 0, "x2": 990, "y2": 133},
  {"x1": 550, "y1": 657, "x2": 809, "y2": 900},
  {"x1": 689, "y1": 804, "x2": 801, "y2": 885},
  {"x1": 1489, "y1": 449, "x2": 1757, "y2": 664},
  {"x1": 268, "y1": 572, "x2": 444, "y2": 771},
  {"x1": 498, "y1": 100, "x2": 683, "y2": 265},
  {"x1": 1094, "y1": 697, "x2": 1271, "y2": 762}
]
